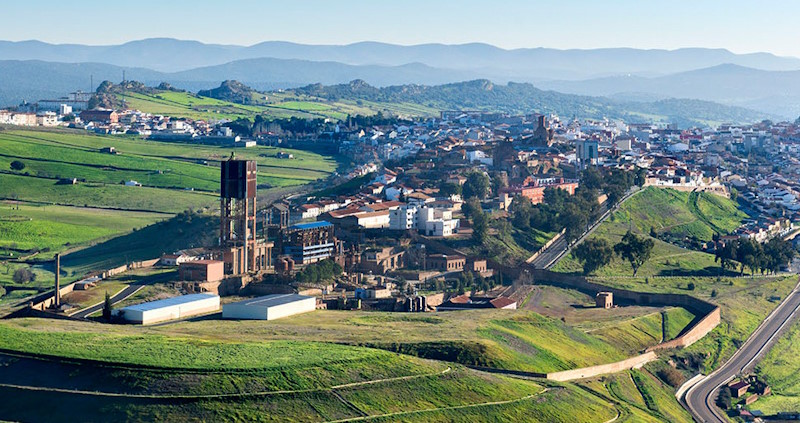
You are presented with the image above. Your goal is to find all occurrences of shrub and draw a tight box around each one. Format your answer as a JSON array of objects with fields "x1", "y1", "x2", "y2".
[
  {"x1": 657, "y1": 366, "x2": 685, "y2": 388},
  {"x1": 10, "y1": 160, "x2": 25, "y2": 171}
]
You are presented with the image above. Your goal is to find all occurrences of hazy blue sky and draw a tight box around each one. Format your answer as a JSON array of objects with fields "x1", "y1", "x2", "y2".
[{"x1": 2, "y1": 0, "x2": 798, "y2": 57}]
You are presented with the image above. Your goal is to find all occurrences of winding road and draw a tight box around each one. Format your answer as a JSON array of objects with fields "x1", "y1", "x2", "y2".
[{"x1": 684, "y1": 279, "x2": 800, "y2": 422}]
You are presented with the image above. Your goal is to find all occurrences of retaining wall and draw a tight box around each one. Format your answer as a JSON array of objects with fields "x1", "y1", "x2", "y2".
[{"x1": 547, "y1": 351, "x2": 657, "y2": 381}]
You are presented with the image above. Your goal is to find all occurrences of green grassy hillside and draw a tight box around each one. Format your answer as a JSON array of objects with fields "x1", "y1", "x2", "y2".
[
  {"x1": 76, "y1": 308, "x2": 696, "y2": 375},
  {"x1": 121, "y1": 88, "x2": 437, "y2": 121},
  {"x1": 0, "y1": 318, "x2": 620, "y2": 422},
  {"x1": 553, "y1": 187, "x2": 744, "y2": 277}
]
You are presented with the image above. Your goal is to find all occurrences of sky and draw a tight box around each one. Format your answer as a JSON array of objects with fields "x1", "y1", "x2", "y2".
[{"x1": 1, "y1": 0, "x2": 799, "y2": 57}]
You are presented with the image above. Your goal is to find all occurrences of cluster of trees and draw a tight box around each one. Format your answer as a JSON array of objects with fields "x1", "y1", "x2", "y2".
[
  {"x1": 346, "y1": 112, "x2": 411, "y2": 128},
  {"x1": 224, "y1": 115, "x2": 329, "y2": 137},
  {"x1": 714, "y1": 237, "x2": 795, "y2": 275},
  {"x1": 509, "y1": 167, "x2": 642, "y2": 243},
  {"x1": 455, "y1": 271, "x2": 493, "y2": 295},
  {"x1": 572, "y1": 231, "x2": 655, "y2": 276},
  {"x1": 295, "y1": 259, "x2": 343, "y2": 283}
]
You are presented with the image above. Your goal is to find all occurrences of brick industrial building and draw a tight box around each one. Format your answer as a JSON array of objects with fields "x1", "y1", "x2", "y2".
[{"x1": 219, "y1": 156, "x2": 273, "y2": 275}]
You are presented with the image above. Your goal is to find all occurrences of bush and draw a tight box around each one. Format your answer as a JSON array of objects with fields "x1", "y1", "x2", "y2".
[
  {"x1": 657, "y1": 366, "x2": 685, "y2": 388},
  {"x1": 687, "y1": 282, "x2": 696, "y2": 291},
  {"x1": 10, "y1": 160, "x2": 25, "y2": 171},
  {"x1": 12, "y1": 267, "x2": 35, "y2": 284}
]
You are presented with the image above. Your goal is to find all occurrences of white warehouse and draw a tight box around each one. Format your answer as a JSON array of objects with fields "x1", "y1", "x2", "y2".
[
  {"x1": 222, "y1": 294, "x2": 316, "y2": 321},
  {"x1": 118, "y1": 293, "x2": 220, "y2": 325}
]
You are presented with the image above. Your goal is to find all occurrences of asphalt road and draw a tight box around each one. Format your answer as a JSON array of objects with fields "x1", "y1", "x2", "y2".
[
  {"x1": 684, "y1": 279, "x2": 800, "y2": 422},
  {"x1": 529, "y1": 187, "x2": 640, "y2": 269},
  {"x1": 70, "y1": 284, "x2": 144, "y2": 319}
]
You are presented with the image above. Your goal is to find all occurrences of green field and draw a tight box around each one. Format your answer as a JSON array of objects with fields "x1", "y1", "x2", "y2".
[
  {"x1": 553, "y1": 188, "x2": 743, "y2": 277},
  {"x1": 614, "y1": 187, "x2": 746, "y2": 242},
  {"x1": 0, "y1": 202, "x2": 165, "y2": 258},
  {"x1": 0, "y1": 128, "x2": 336, "y2": 286},
  {"x1": 120, "y1": 89, "x2": 437, "y2": 122},
  {"x1": 580, "y1": 369, "x2": 693, "y2": 422}
]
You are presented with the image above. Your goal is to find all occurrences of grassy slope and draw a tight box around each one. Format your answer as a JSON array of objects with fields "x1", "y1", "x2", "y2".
[
  {"x1": 0, "y1": 202, "x2": 165, "y2": 258},
  {"x1": 754, "y1": 318, "x2": 800, "y2": 413},
  {"x1": 61, "y1": 212, "x2": 217, "y2": 277},
  {"x1": 0, "y1": 318, "x2": 621, "y2": 422},
  {"x1": 122, "y1": 89, "x2": 437, "y2": 122},
  {"x1": 553, "y1": 188, "x2": 740, "y2": 278},
  {"x1": 553, "y1": 187, "x2": 797, "y2": 376},
  {"x1": 26, "y1": 308, "x2": 694, "y2": 374}
]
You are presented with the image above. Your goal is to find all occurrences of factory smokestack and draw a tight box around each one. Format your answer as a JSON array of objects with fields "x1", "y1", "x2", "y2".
[{"x1": 54, "y1": 253, "x2": 60, "y2": 309}]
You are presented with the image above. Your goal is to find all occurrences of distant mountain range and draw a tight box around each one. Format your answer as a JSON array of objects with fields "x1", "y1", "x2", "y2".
[
  {"x1": 3, "y1": 38, "x2": 800, "y2": 77},
  {"x1": 1, "y1": 38, "x2": 799, "y2": 119},
  {"x1": 285, "y1": 79, "x2": 770, "y2": 127}
]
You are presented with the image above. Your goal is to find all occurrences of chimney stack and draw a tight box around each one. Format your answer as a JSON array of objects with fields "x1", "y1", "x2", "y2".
[{"x1": 54, "y1": 254, "x2": 61, "y2": 308}]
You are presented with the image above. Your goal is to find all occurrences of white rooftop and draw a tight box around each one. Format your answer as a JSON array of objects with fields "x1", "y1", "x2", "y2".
[
  {"x1": 225, "y1": 294, "x2": 314, "y2": 308},
  {"x1": 121, "y1": 293, "x2": 219, "y2": 312}
]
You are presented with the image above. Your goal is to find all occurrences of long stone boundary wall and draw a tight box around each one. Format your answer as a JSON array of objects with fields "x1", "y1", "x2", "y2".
[
  {"x1": 524, "y1": 269, "x2": 721, "y2": 351},
  {"x1": 547, "y1": 352, "x2": 657, "y2": 382}
]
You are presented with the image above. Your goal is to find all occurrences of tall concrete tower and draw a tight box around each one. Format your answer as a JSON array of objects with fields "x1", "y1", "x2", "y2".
[{"x1": 220, "y1": 155, "x2": 258, "y2": 275}]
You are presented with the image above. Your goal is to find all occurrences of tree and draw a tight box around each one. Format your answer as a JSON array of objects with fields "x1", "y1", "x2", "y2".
[
  {"x1": 462, "y1": 197, "x2": 482, "y2": 220},
  {"x1": 438, "y1": 181, "x2": 462, "y2": 198},
  {"x1": 472, "y1": 210, "x2": 489, "y2": 244},
  {"x1": 462, "y1": 172, "x2": 490, "y2": 200},
  {"x1": 12, "y1": 267, "x2": 34, "y2": 284},
  {"x1": 716, "y1": 388, "x2": 732, "y2": 410},
  {"x1": 560, "y1": 203, "x2": 590, "y2": 243},
  {"x1": 102, "y1": 291, "x2": 113, "y2": 322},
  {"x1": 510, "y1": 195, "x2": 533, "y2": 230},
  {"x1": 735, "y1": 238, "x2": 762, "y2": 275},
  {"x1": 572, "y1": 238, "x2": 614, "y2": 275},
  {"x1": 10, "y1": 160, "x2": 25, "y2": 171},
  {"x1": 714, "y1": 240, "x2": 738, "y2": 273},
  {"x1": 614, "y1": 231, "x2": 654, "y2": 276}
]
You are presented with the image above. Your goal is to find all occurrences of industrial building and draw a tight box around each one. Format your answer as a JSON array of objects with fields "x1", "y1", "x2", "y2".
[
  {"x1": 219, "y1": 156, "x2": 273, "y2": 274},
  {"x1": 179, "y1": 260, "x2": 224, "y2": 282},
  {"x1": 281, "y1": 221, "x2": 336, "y2": 264},
  {"x1": 222, "y1": 294, "x2": 316, "y2": 320},
  {"x1": 118, "y1": 293, "x2": 220, "y2": 325}
]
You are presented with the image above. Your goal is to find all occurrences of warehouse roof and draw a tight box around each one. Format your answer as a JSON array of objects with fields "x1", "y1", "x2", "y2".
[
  {"x1": 122, "y1": 293, "x2": 219, "y2": 312},
  {"x1": 225, "y1": 294, "x2": 314, "y2": 308}
]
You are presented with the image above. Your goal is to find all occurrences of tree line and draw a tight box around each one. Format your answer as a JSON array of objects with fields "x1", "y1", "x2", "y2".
[{"x1": 714, "y1": 236, "x2": 795, "y2": 275}]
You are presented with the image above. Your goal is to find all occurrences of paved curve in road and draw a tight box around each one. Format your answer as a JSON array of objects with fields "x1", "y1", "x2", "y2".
[
  {"x1": 684, "y1": 280, "x2": 800, "y2": 422},
  {"x1": 70, "y1": 284, "x2": 144, "y2": 319}
]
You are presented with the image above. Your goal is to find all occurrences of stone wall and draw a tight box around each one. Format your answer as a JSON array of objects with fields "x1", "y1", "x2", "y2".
[{"x1": 547, "y1": 351, "x2": 657, "y2": 382}]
